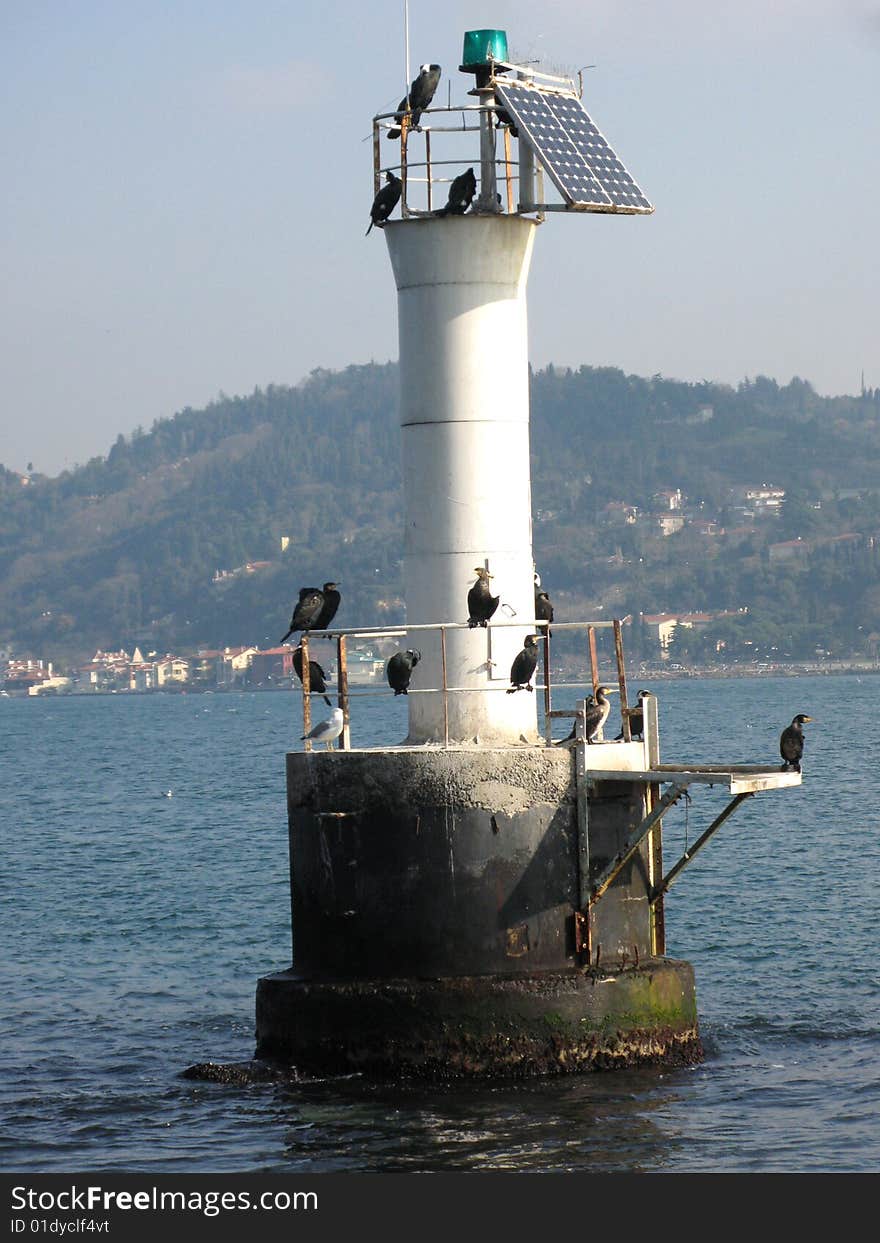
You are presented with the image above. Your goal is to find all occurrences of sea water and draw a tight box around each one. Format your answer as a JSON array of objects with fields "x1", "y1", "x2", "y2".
[{"x1": 2, "y1": 674, "x2": 879, "y2": 1173}]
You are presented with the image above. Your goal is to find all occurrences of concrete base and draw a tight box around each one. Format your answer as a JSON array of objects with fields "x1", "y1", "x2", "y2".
[
  {"x1": 255, "y1": 960, "x2": 702, "y2": 1079},
  {"x1": 260, "y1": 744, "x2": 701, "y2": 1080}
]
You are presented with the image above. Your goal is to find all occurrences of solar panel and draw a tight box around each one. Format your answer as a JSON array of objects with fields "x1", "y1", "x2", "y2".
[{"x1": 494, "y1": 81, "x2": 653, "y2": 214}]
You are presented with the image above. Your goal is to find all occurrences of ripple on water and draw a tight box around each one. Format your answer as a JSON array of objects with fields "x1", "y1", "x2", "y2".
[{"x1": 3, "y1": 679, "x2": 880, "y2": 1171}]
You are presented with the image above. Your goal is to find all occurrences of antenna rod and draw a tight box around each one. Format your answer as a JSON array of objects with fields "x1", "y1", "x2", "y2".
[{"x1": 404, "y1": 0, "x2": 411, "y2": 100}]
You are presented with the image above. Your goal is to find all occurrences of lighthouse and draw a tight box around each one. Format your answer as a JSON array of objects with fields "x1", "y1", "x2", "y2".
[
  {"x1": 247, "y1": 30, "x2": 803, "y2": 1080},
  {"x1": 390, "y1": 209, "x2": 539, "y2": 744}
]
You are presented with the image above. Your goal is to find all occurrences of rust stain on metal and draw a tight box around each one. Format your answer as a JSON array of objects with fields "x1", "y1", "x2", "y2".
[
  {"x1": 505, "y1": 923, "x2": 530, "y2": 957},
  {"x1": 337, "y1": 634, "x2": 351, "y2": 750},
  {"x1": 587, "y1": 626, "x2": 599, "y2": 697},
  {"x1": 503, "y1": 125, "x2": 514, "y2": 213},
  {"x1": 613, "y1": 618, "x2": 631, "y2": 742},
  {"x1": 573, "y1": 910, "x2": 590, "y2": 963},
  {"x1": 301, "y1": 632, "x2": 312, "y2": 749}
]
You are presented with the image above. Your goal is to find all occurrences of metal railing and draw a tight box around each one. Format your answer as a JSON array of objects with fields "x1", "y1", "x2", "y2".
[
  {"x1": 372, "y1": 102, "x2": 546, "y2": 222},
  {"x1": 296, "y1": 616, "x2": 639, "y2": 751}
]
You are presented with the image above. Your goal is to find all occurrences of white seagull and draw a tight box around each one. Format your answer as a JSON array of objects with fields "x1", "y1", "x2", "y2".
[{"x1": 301, "y1": 707, "x2": 344, "y2": 750}]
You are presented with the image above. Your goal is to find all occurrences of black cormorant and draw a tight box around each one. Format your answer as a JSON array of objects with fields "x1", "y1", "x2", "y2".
[
  {"x1": 314, "y1": 582, "x2": 341, "y2": 632},
  {"x1": 280, "y1": 587, "x2": 325, "y2": 644},
  {"x1": 507, "y1": 634, "x2": 539, "y2": 693},
  {"x1": 584, "y1": 686, "x2": 616, "y2": 743},
  {"x1": 366, "y1": 172, "x2": 402, "y2": 234},
  {"x1": 467, "y1": 567, "x2": 500, "y2": 628},
  {"x1": 387, "y1": 64, "x2": 442, "y2": 139},
  {"x1": 436, "y1": 167, "x2": 477, "y2": 216},
  {"x1": 292, "y1": 645, "x2": 332, "y2": 707},
  {"x1": 535, "y1": 588, "x2": 553, "y2": 637},
  {"x1": 386, "y1": 649, "x2": 421, "y2": 695},
  {"x1": 495, "y1": 106, "x2": 519, "y2": 138},
  {"x1": 616, "y1": 689, "x2": 652, "y2": 741},
  {"x1": 780, "y1": 713, "x2": 813, "y2": 772}
]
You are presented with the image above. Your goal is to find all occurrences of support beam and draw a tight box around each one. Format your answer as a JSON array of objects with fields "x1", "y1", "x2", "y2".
[
  {"x1": 613, "y1": 618, "x2": 630, "y2": 741},
  {"x1": 650, "y1": 792, "x2": 753, "y2": 904},
  {"x1": 574, "y1": 705, "x2": 590, "y2": 909},
  {"x1": 590, "y1": 783, "x2": 688, "y2": 906}
]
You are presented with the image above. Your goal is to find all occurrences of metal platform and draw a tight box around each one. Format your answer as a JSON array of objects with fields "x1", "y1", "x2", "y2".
[{"x1": 585, "y1": 763, "x2": 802, "y2": 795}]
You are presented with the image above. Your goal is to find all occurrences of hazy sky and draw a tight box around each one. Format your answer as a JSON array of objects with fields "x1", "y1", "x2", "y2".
[{"x1": 2, "y1": 1, "x2": 878, "y2": 475}]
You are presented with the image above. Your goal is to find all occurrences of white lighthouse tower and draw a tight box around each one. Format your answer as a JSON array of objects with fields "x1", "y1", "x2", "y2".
[
  {"x1": 379, "y1": 31, "x2": 653, "y2": 744},
  {"x1": 387, "y1": 213, "x2": 538, "y2": 744}
]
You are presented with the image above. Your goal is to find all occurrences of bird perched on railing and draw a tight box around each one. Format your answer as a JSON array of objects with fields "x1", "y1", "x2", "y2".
[
  {"x1": 535, "y1": 587, "x2": 554, "y2": 637},
  {"x1": 507, "y1": 634, "x2": 539, "y2": 693},
  {"x1": 386, "y1": 649, "x2": 421, "y2": 695},
  {"x1": 584, "y1": 686, "x2": 617, "y2": 743},
  {"x1": 314, "y1": 582, "x2": 341, "y2": 633},
  {"x1": 467, "y1": 567, "x2": 500, "y2": 628},
  {"x1": 366, "y1": 172, "x2": 402, "y2": 234},
  {"x1": 436, "y1": 167, "x2": 477, "y2": 216},
  {"x1": 387, "y1": 64, "x2": 442, "y2": 139},
  {"x1": 301, "y1": 707, "x2": 344, "y2": 750},
  {"x1": 292, "y1": 645, "x2": 332, "y2": 707},
  {"x1": 780, "y1": 713, "x2": 813, "y2": 772},
  {"x1": 616, "y1": 689, "x2": 652, "y2": 741},
  {"x1": 280, "y1": 586, "x2": 325, "y2": 644}
]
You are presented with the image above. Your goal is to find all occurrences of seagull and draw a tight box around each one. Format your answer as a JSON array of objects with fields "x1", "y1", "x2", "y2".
[
  {"x1": 467, "y1": 567, "x2": 500, "y2": 628},
  {"x1": 386, "y1": 649, "x2": 421, "y2": 695},
  {"x1": 366, "y1": 172, "x2": 402, "y2": 234},
  {"x1": 387, "y1": 64, "x2": 442, "y2": 139},
  {"x1": 507, "y1": 634, "x2": 539, "y2": 693},
  {"x1": 292, "y1": 645, "x2": 332, "y2": 707},
  {"x1": 302, "y1": 707, "x2": 345, "y2": 750},
  {"x1": 280, "y1": 587, "x2": 325, "y2": 644},
  {"x1": 436, "y1": 167, "x2": 477, "y2": 216},
  {"x1": 780, "y1": 713, "x2": 813, "y2": 772},
  {"x1": 314, "y1": 582, "x2": 341, "y2": 632}
]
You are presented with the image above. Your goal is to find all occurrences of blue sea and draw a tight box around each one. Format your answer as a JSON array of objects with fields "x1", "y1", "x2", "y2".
[{"x1": 2, "y1": 674, "x2": 879, "y2": 1174}]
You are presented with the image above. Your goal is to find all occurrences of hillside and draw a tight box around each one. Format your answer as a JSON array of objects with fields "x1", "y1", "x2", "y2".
[{"x1": 2, "y1": 363, "x2": 880, "y2": 668}]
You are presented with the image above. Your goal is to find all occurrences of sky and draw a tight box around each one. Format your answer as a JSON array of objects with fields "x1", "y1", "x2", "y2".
[{"x1": 1, "y1": 1, "x2": 878, "y2": 475}]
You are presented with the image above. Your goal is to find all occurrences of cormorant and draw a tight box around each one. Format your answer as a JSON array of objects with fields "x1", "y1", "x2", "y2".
[
  {"x1": 280, "y1": 587, "x2": 325, "y2": 644},
  {"x1": 366, "y1": 172, "x2": 402, "y2": 234},
  {"x1": 584, "y1": 686, "x2": 616, "y2": 743},
  {"x1": 507, "y1": 634, "x2": 539, "y2": 693},
  {"x1": 504, "y1": 636, "x2": 539, "y2": 696},
  {"x1": 301, "y1": 707, "x2": 345, "y2": 750},
  {"x1": 535, "y1": 588, "x2": 554, "y2": 637},
  {"x1": 386, "y1": 649, "x2": 421, "y2": 695},
  {"x1": 292, "y1": 645, "x2": 332, "y2": 707},
  {"x1": 387, "y1": 64, "x2": 442, "y2": 139},
  {"x1": 495, "y1": 106, "x2": 519, "y2": 138},
  {"x1": 436, "y1": 167, "x2": 477, "y2": 216},
  {"x1": 616, "y1": 689, "x2": 652, "y2": 741},
  {"x1": 314, "y1": 582, "x2": 341, "y2": 632},
  {"x1": 780, "y1": 713, "x2": 813, "y2": 772},
  {"x1": 467, "y1": 567, "x2": 500, "y2": 628}
]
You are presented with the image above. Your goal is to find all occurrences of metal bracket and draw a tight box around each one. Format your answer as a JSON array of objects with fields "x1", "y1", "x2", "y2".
[
  {"x1": 589, "y1": 783, "x2": 688, "y2": 908},
  {"x1": 649, "y1": 792, "x2": 753, "y2": 905}
]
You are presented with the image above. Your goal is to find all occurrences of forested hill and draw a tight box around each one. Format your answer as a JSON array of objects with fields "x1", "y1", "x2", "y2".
[{"x1": 2, "y1": 362, "x2": 880, "y2": 666}]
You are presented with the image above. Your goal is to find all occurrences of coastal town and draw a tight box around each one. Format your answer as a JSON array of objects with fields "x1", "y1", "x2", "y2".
[
  {"x1": 0, "y1": 643, "x2": 390, "y2": 696},
  {"x1": 4, "y1": 473, "x2": 880, "y2": 696}
]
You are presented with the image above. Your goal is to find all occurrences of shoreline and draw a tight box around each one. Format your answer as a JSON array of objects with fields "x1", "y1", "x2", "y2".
[{"x1": 5, "y1": 661, "x2": 880, "y2": 698}]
